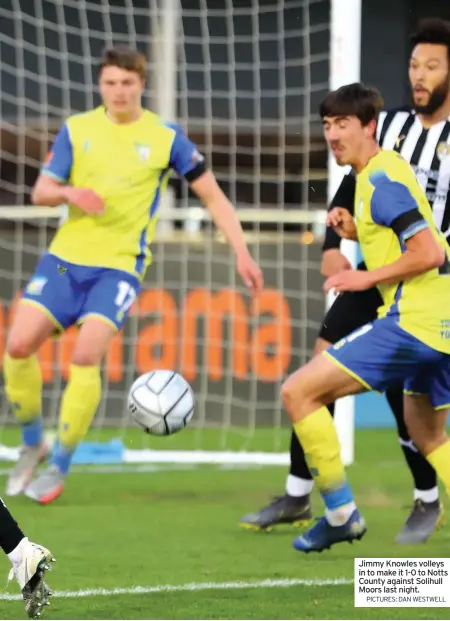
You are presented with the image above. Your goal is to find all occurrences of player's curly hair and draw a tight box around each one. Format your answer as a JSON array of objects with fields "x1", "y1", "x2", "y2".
[
  {"x1": 319, "y1": 83, "x2": 383, "y2": 127},
  {"x1": 411, "y1": 18, "x2": 450, "y2": 57},
  {"x1": 99, "y1": 45, "x2": 146, "y2": 80}
]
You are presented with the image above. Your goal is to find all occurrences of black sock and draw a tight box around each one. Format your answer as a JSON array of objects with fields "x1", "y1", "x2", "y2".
[
  {"x1": 385, "y1": 384, "x2": 438, "y2": 493},
  {"x1": 0, "y1": 497, "x2": 25, "y2": 555},
  {"x1": 289, "y1": 402, "x2": 335, "y2": 481}
]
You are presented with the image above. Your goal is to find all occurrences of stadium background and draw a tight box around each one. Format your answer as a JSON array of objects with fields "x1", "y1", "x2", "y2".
[{"x1": 0, "y1": 0, "x2": 449, "y2": 432}]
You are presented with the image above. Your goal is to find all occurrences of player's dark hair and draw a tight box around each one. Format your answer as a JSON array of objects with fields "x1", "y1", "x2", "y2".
[
  {"x1": 319, "y1": 83, "x2": 383, "y2": 126},
  {"x1": 99, "y1": 46, "x2": 146, "y2": 80},
  {"x1": 411, "y1": 18, "x2": 450, "y2": 58}
]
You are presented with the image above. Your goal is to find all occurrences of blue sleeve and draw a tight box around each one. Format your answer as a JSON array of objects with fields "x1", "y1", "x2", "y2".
[
  {"x1": 370, "y1": 172, "x2": 429, "y2": 244},
  {"x1": 370, "y1": 172, "x2": 420, "y2": 226},
  {"x1": 165, "y1": 122, "x2": 205, "y2": 177},
  {"x1": 42, "y1": 124, "x2": 73, "y2": 182}
]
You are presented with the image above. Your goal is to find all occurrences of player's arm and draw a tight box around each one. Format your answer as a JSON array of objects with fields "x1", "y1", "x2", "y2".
[
  {"x1": 167, "y1": 124, "x2": 263, "y2": 294},
  {"x1": 321, "y1": 173, "x2": 356, "y2": 276},
  {"x1": 32, "y1": 125, "x2": 73, "y2": 206},
  {"x1": 189, "y1": 172, "x2": 247, "y2": 255},
  {"x1": 366, "y1": 179, "x2": 444, "y2": 287},
  {"x1": 32, "y1": 125, "x2": 104, "y2": 214}
]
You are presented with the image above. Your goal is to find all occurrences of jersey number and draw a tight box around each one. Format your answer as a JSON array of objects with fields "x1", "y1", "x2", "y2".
[{"x1": 115, "y1": 281, "x2": 137, "y2": 312}]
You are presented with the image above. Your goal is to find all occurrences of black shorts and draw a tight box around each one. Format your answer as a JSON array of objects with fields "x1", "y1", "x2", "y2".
[{"x1": 318, "y1": 263, "x2": 383, "y2": 344}]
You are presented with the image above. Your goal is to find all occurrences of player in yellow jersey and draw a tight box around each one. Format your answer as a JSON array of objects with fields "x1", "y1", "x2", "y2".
[
  {"x1": 4, "y1": 46, "x2": 263, "y2": 504},
  {"x1": 281, "y1": 83, "x2": 450, "y2": 552}
]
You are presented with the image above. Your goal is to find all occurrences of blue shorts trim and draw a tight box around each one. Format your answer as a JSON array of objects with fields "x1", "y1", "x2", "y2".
[
  {"x1": 22, "y1": 253, "x2": 140, "y2": 332},
  {"x1": 326, "y1": 317, "x2": 450, "y2": 409}
]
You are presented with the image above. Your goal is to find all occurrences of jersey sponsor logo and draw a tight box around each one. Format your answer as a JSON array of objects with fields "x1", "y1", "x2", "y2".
[
  {"x1": 135, "y1": 143, "x2": 151, "y2": 161},
  {"x1": 25, "y1": 277, "x2": 48, "y2": 296},
  {"x1": 440, "y1": 319, "x2": 450, "y2": 340},
  {"x1": 437, "y1": 142, "x2": 450, "y2": 162}
]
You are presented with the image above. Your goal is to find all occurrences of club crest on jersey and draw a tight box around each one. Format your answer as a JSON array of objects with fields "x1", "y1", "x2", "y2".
[
  {"x1": 437, "y1": 142, "x2": 450, "y2": 162},
  {"x1": 135, "y1": 143, "x2": 151, "y2": 161}
]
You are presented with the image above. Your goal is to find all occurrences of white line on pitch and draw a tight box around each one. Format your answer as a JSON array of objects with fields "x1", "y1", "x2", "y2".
[{"x1": 0, "y1": 577, "x2": 352, "y2": 601}]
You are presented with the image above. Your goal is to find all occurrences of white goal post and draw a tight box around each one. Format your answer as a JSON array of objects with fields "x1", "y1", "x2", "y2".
[
  {"x1": 0, "y1": 0, "x2": 362, "y2": 467},
  {"x1": 328, "y1": 0, "x2": 362, "y2": 466}
]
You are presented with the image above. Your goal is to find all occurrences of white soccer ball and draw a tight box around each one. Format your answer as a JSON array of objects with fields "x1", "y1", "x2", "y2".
[{"x1": 127, "y1": 370, "x2": 195, "y2": 436}]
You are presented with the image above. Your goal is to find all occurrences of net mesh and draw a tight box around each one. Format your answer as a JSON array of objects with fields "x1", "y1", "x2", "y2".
[{"x1": 0, "y1": 0, "x2": 329, "y2": 453}]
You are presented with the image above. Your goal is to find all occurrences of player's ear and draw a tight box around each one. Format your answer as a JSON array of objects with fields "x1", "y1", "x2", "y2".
[{"x1": 364, "y1": 119, "x2": 377, "y2": 140}]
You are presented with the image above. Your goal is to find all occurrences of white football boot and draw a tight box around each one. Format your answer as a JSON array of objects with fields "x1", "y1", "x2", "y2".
[
  {"x1": 6, "y1": 441, "x2": 50, "y2": 497},
  {"x1": 8, "y1": 538, "x2": 55, "y2": 618}
]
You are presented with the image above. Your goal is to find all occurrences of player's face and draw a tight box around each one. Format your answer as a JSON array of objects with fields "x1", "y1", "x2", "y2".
[
  {"x1": 409, "y1": 44, "x2": 450, "y2": 115},
  {"x1": 99, "y1": 66, "x2": 144, "y2": 119},
  {"x1": 323, "y1": 116, "x2": 373, "y2": 166}
]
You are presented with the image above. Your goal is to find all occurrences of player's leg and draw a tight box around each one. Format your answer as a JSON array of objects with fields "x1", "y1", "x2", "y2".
[
  {"x1": 4, "y1": 254, "x2": 77, "y2": 496},
  {"x1": 282, "y1": 348, "x2": 368, "y2": 552},
  {"x1": 404, "y1": 393, "x2": 450, "y2": 491},
  {"x1": 24, "y1": 317, "x2": 114, "y2": 504},
  {"x1": 239, "y1": 287, "x2": 378, "y2": 531},
  {"x1": 25, "y1": 268, "x2": 139, "y2": 504},
  {"x1": 399, "y1": 365, "x2": 450, "y2": 540},
  {"x1": 0, "y1": 495, "x2": 55, "y2": 618},
  {"x1": 287, "y1": 316, "x2": 437, "y2": 553},
  {"x1": 239, "y1": 337, "x2": 330, "y2": 531},
  {"x1": 386, "y1": 385, "x2": 442, "y2": 544}
]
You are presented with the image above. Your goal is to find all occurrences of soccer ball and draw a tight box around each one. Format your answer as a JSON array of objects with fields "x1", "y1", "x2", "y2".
[{"x1": 127, "y1": 370, "x2": 195, "y2": 436}]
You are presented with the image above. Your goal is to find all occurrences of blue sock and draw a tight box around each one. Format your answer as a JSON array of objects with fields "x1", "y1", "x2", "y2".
[
  {"x1": 322, "y1": 482, "x2": 354, "y2": 511},
  {"x1": 22, "y1": 417, "x2": 43, "y2": 447},
  {"x1": 50, "y1": 441, "x2": 74, "y2": 475}
]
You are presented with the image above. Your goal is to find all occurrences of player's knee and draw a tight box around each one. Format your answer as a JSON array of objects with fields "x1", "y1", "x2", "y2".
[
  {"x1": 6, "y1": 334, "x2": 37, "y2": 360},
  {"x1": 313, "y1": 337, "x2": 330, "y2": 357},
  {"x1": 71, "y1": 347, "x2": 101, "y2": 367},
  {"x1": 281, "y1": 373, "x2": 308, "y2": 418}
]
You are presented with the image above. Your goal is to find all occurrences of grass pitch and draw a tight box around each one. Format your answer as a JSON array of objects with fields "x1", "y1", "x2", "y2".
[{"x1": 0, "y1": 428, "x2": 448, "y2": 620}]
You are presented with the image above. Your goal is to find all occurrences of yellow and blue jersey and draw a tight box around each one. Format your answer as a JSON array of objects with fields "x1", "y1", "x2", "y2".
[
  {"x1": 354, "y1": 150, "x2": 450, "y2": 355},
  {"x1": 325, "y1": 149, "x2": 450, "y2": 409},
  {"x1": 43, "y1": 106, "x2": 205, "y2": 278}
]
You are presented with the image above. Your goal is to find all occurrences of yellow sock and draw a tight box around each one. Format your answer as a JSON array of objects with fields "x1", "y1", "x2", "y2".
[
  {"x1": 3, "y1": 354, "x2": 42, "y2": 422},
  {"x1": 427, "y1": 440, "x2": 450, "y2": 496},
  {"x1": 294, "y1": 406, "x2": 354, "y2": 510},
  {"x1": 58, "y1": 364, "x2": 101, "y2": 450}
]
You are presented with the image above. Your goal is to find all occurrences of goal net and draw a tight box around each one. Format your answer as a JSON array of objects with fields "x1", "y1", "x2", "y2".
[{"x1": 0, "y1": 0, "x2": 334, "y2": 465}]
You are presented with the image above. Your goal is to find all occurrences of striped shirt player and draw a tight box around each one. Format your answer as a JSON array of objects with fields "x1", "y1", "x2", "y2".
[{"x1": 377, "y1": 107, "x2": 450, "y2": 239}]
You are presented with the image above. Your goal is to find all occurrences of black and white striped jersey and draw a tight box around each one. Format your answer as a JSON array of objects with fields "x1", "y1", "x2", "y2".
[{"x1": 377, "y1": 106, "x2": 450, "y2": 238}]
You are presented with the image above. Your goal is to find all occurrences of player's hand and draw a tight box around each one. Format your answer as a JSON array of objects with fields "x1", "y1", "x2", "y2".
[
  {"x1": 324, "y1": 269, "x2": 375, "y2": 293},
  {"x1": 236, "y1": 250, "x2": 264, "y2": 296},
  {"x1": 64, "y1": 187, "x2": 105, "y2": 215},
  {"x1": 326, "y1": 207, "x2": 358, "y2": 241},
  {"x1": 321, "y1": 249, "x2": 352, "y2": 277}
]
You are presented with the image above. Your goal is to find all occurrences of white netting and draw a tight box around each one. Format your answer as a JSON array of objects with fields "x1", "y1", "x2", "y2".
[{"x1": 0, "y1": 0, "x2": 329, "y2": 454}]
